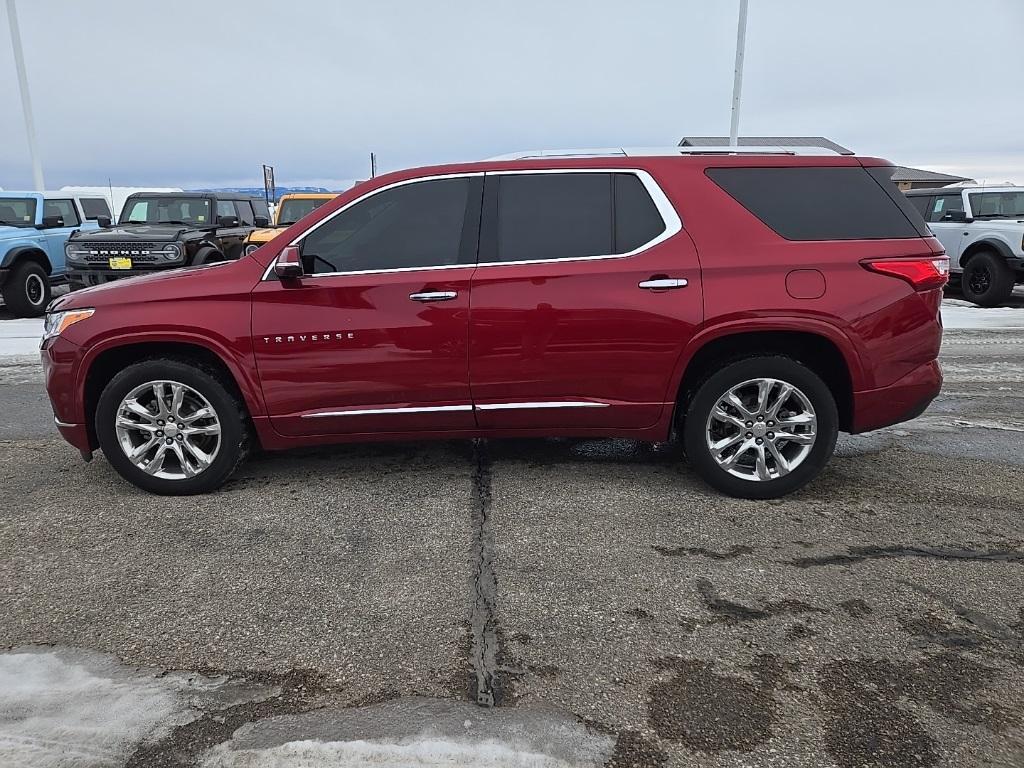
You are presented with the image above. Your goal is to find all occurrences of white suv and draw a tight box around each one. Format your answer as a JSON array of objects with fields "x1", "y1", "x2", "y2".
[{"x1": 905, "y1": 185, "x2": 1024, "y2": 306}]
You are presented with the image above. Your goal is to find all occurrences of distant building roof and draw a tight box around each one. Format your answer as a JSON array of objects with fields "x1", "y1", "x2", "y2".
[
  {"x1": 679, "y1": 136, "x2": 854, "y2": 155},
  {"x1": 889, "y1": 166, "x2": 972, "y2": 184}
]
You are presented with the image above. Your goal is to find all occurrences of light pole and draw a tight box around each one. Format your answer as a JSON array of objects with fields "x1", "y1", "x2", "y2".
[
  {"x1": 729, "y1": 0, "x2": 749, "y2": 147},
  {"x1": 6, "y1": 0, "x2": 44, "y2": 190}
]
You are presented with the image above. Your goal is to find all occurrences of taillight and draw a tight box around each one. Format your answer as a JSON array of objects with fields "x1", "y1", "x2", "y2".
[{"x1": 862, "y1": 256, "x2": 949, "y2": 291}]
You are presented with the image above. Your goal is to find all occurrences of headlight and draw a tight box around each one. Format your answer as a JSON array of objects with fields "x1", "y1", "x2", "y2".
[
  {"x1": 43, "y1": 308, "x2": 95, "y2": 341},
  {"x1": 157, "y1": 243, "x2": 182, "y2": 261},
  {"x1": 244, "y1": 243, "x2": 260, "y2": 256},
  {"x1": 65, "y1": 243, "x2": 93, "y2": 263}
]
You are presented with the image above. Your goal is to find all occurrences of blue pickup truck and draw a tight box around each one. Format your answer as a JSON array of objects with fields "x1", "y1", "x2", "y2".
[{"x1": 0, "y1": 191, "x2": 113, "y2": 316}]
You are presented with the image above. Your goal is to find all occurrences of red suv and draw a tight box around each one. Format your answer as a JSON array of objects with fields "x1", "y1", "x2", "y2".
[{"x1": 41, "y1": 149, "x2": 947, "y2": 498}]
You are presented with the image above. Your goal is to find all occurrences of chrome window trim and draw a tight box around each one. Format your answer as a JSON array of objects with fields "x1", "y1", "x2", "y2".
[
  {"x1": 299, "y1": 401, "x2": 608, "y2": 418},
  {"x1": 261, "y1": 168, "x2": 681, "y2": 280}
]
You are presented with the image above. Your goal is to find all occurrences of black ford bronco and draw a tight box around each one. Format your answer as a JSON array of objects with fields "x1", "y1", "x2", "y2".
[{"x1": 65, "y1": 192, "x2": 270, "y2": 290}]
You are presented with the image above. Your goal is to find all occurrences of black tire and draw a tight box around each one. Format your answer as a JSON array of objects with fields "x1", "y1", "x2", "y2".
[
  {"x1": 192, "y1": 248, "x2": 224, "y2": 266},
  {"x1": 95, "y1": 358, "x2": 249, "y2": 495},
  {"x1": 1, "y1": 259, "x2": 51, "y2": 317},
  {"x1": 682, "y1": 356, "x2": 838, "y2": 499},
  {"x1": 962, "y1": 251, "x2": 1015, "y2": 307}
]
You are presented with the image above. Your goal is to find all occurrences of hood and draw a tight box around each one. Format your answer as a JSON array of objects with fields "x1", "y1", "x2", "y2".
[
  {"x1": 245, "y1": 226, "x2": 283, "y2": 244},
  {"x1": 69, "y1": 223, "x2": 197, "y2": 242},
  {"x1": 51, "y1": 261, "x2": 241, "y2": 311}
]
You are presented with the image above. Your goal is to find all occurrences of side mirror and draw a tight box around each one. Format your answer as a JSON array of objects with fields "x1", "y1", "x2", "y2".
[
  {"x1": 38, "y1": 215, "x2": 64, "y2": 229},
  {"x1": 942, "y1": 210, "x2": 968, "y2": 223},
  {"x1": 96, "y1": 215, "x2": 112, "y2": 228},
  {"x1": 217, "y1": 215, "x2": 240, "y2": 227},
  {"x1": 274, "y1": 245, "x2": 304, "y2": 280},
  {"x1": 253, "y1": 215, "x2": 270, "y2": 227}
]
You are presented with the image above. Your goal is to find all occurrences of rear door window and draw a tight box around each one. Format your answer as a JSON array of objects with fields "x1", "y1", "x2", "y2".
[
  {"x1": 234, "y1": 200, "x2": 255, "y2": 225},
  {"x1": 495, "y1": 173, "x2": 612, "y2": 262},
  {"x1": 907, "y1": 195, "x2": 932, "y2": 219},
  {"x1": 43, "y1": 199, "x2": 80, "y2": 227},
  {"x1": 614, "y1": 173, "x2": 665, "y2": 253},
  {"x1": 706, "y1": 166, "x2": 921, "y2": 240}
]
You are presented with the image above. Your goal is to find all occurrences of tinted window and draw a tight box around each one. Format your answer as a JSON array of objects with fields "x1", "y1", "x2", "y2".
[
  {"x1": 706, "y1": 167, "x2": 920, "y2": 240},
  {"x1": 497, "y1": 173, "x2": 611, "y2": 262},
  {"x1": 907, "y1": 195, "x2": 932, "y2": 218},
  {"x1": 927, "y1": 194, "x2": 965, "y2": 223},
  {"x1": 43, "y1": 199, "x2": 79, "y2": 226},
  {"x1": 122, "y1": 197, "x2": 211, "y2": 225},
  {"x1": 614, "y1": 173, "x2": 665, "y2": 252},
  {"x1": 252, "y1": 198, "x2": 271, "y2": 221},
  {"x1": 79, "y1": 197, "x2": 112, "y2": 220},
  {"x1": 301, "y1": 177, "x2": 470, "y2": 274},
  {"x1": 216, "y1": 200, "x2": 236, "y2": 219},
  {"x1": 969, "y1": 191, "x2": 1024, "y2": 218},
  {"x1": 233, "y1": 200, "x2": 255, "y2": 225}
]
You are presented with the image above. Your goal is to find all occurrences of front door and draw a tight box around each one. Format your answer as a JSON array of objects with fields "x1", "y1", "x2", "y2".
[
  {"x1": 252, "y1": 174, "x2": 483, "y2": 437},
  {"x1": 41, "y1": 198, "x2": 85, "y2": 276},
  {"x1": 468, "y1": 170, "x2": 702, "y2": 431}
]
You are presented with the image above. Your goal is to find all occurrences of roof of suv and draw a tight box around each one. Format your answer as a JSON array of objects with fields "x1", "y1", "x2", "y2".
[
  {"x1": 124, "y1": 191, "x2": 265, "y2": 201},
  {"x1": 905, "y1": 185, "x2": 1024, "y2": 196}
]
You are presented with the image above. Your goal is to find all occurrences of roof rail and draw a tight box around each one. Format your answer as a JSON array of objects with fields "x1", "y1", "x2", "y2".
[{"x1": 485, "y1": 146, "x2": 842, "y2": 160}]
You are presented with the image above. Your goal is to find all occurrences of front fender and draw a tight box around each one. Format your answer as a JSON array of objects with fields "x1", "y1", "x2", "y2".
[
  {"x1": 0, "y1": 240, "x2": 52, "y2": 271},
  {"x1": 72, "y1": 329, "x2": 265, "y2": 425}
]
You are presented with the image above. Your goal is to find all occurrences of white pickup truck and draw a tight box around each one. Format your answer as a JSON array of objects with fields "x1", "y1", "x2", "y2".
[{"x1": 904, "y1": 185, "x2": 1024, "y2": 306}]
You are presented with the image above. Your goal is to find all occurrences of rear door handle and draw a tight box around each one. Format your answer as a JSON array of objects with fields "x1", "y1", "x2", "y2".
[
  {"x1": 638, "y1": 278, "x2": 688, "y2": 290},
  {"x1": 409, "y1": 291, "x2": 458, "y2": 302}
]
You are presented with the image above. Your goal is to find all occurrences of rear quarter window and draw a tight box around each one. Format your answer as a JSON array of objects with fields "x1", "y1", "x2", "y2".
[
  {"x1": 79, "y1": 197, "x2": 112, "y2": 220},
  {"x1": 706, "y1": 166, "x2": 923, "y2": 240}
]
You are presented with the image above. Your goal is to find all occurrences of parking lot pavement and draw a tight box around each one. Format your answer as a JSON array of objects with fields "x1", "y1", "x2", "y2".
[{"x1": 1, "y1": 328, "x2": 1023, "y2": 766}]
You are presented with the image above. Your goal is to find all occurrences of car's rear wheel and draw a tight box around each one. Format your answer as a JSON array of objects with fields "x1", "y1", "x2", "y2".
[
  {"x1": 95, "y1": 359, "x2": 248, "y2": 494},
  {"x1": 962, "y1": 251, "x2": 1014, "y2": 307},
  {"x1": 682, "y1": 356, "x2": 838, "y2": 499},
  {"x1": 2, "y1": 260, "x2": 50, "y2": 317}
]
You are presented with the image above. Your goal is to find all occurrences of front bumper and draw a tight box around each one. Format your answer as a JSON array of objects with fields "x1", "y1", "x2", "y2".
[
  {"x1": 41, "y1": 335, "x2": 93, "y2": 457},
  {"x1": 850, "y1": 359, "x2": 943, "y2": 433}
]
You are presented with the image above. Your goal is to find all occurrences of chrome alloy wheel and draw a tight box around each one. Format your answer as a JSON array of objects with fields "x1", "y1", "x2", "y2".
[
  {"x1": 705, "y1": 377, "x2": 817, "y2": 482},
  {"x1": 114, "y1": 380, "x2": 222, "y2": 480}
]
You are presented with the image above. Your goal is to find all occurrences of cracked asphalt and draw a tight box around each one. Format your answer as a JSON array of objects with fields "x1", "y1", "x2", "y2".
[{"x1": 1, "y1": 324, "x2": 1023, "y2": 767}]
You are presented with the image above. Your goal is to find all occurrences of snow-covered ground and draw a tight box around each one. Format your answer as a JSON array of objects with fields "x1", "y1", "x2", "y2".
[
  {"x1": 0, "y1": 649, "x2": 610, "y2": 768},
  {"x1": 3, "y1": 299, "x2": 1023, "y2": 361},
  {"x1": 0, "y1": 647, "x2": 276, "y2": 768},
  {"x1": 0, "y1": 318, "x2": 44, "y2": 358}
]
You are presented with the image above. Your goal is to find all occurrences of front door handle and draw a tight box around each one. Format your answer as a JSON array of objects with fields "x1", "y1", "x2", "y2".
[
  {"x1": 638, "y1": 277, "x2": 688, "y2": 290},
  {"x1": 409, "y1": 291, "x2": 458, "y2": 302}
]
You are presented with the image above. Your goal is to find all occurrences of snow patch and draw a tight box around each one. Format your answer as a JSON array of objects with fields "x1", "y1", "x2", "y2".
[
  {"x1": 941, "y1": 300, "x2": 1024, "y2": 329},
  {"x1": 0, "y1": 317, "x2": 43, "y2": 357},
  {"x1": 202, "y1": 737, "x2": 591, "y2": 768},
  {"x1": 0, "y1": 647, "x2": 275, "y2": 768}
]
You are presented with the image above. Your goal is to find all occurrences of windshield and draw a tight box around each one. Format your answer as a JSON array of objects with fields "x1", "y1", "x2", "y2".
[
  {"x1": 969, "y1": 191, "x2": 1024, "y2": 219},
  {"x1": 276, "y1": 197, "x2": 331, "y2": 226},
  {"x1": 0, "y1": 198, "x2": 37, "y2": 227},
  {"x1": 120, "y1": 197, "x2": 212, "y2": 226}
]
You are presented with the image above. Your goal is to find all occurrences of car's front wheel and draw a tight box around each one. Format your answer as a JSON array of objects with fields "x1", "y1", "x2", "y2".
[
  {"x1": 682, "y1": 356, "x2": 838, "y2": 499},
  {"x1": 1, "y1": 259, "x2": 50, "y2": 317},
  {"x1": 95, "y1": 359, "x2": 249, "y2": 494}
]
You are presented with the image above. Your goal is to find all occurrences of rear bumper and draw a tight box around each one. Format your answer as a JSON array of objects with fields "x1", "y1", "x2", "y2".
[{"x1": 850, "y1": 359, "x2": 942, "y2": 433}]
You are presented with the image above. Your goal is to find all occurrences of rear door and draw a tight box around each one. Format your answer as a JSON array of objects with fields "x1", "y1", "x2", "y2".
[{"x1": 467, "y1": 169, "x2": 702, "y2": 430}]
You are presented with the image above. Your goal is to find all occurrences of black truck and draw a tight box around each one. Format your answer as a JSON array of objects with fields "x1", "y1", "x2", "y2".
[{"x1": 64, "y1": 192, "x2": 270, "y2": 290}]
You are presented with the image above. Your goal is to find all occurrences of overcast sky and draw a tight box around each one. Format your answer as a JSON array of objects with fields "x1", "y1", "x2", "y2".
[{"x1": 1, "y1": 0, "x2": 1022, "y2": 190}]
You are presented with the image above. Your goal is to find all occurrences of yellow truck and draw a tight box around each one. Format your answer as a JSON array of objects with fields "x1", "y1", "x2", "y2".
[{"x1": 243, "y1": 192, "x2": 336, "y2": 256}]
